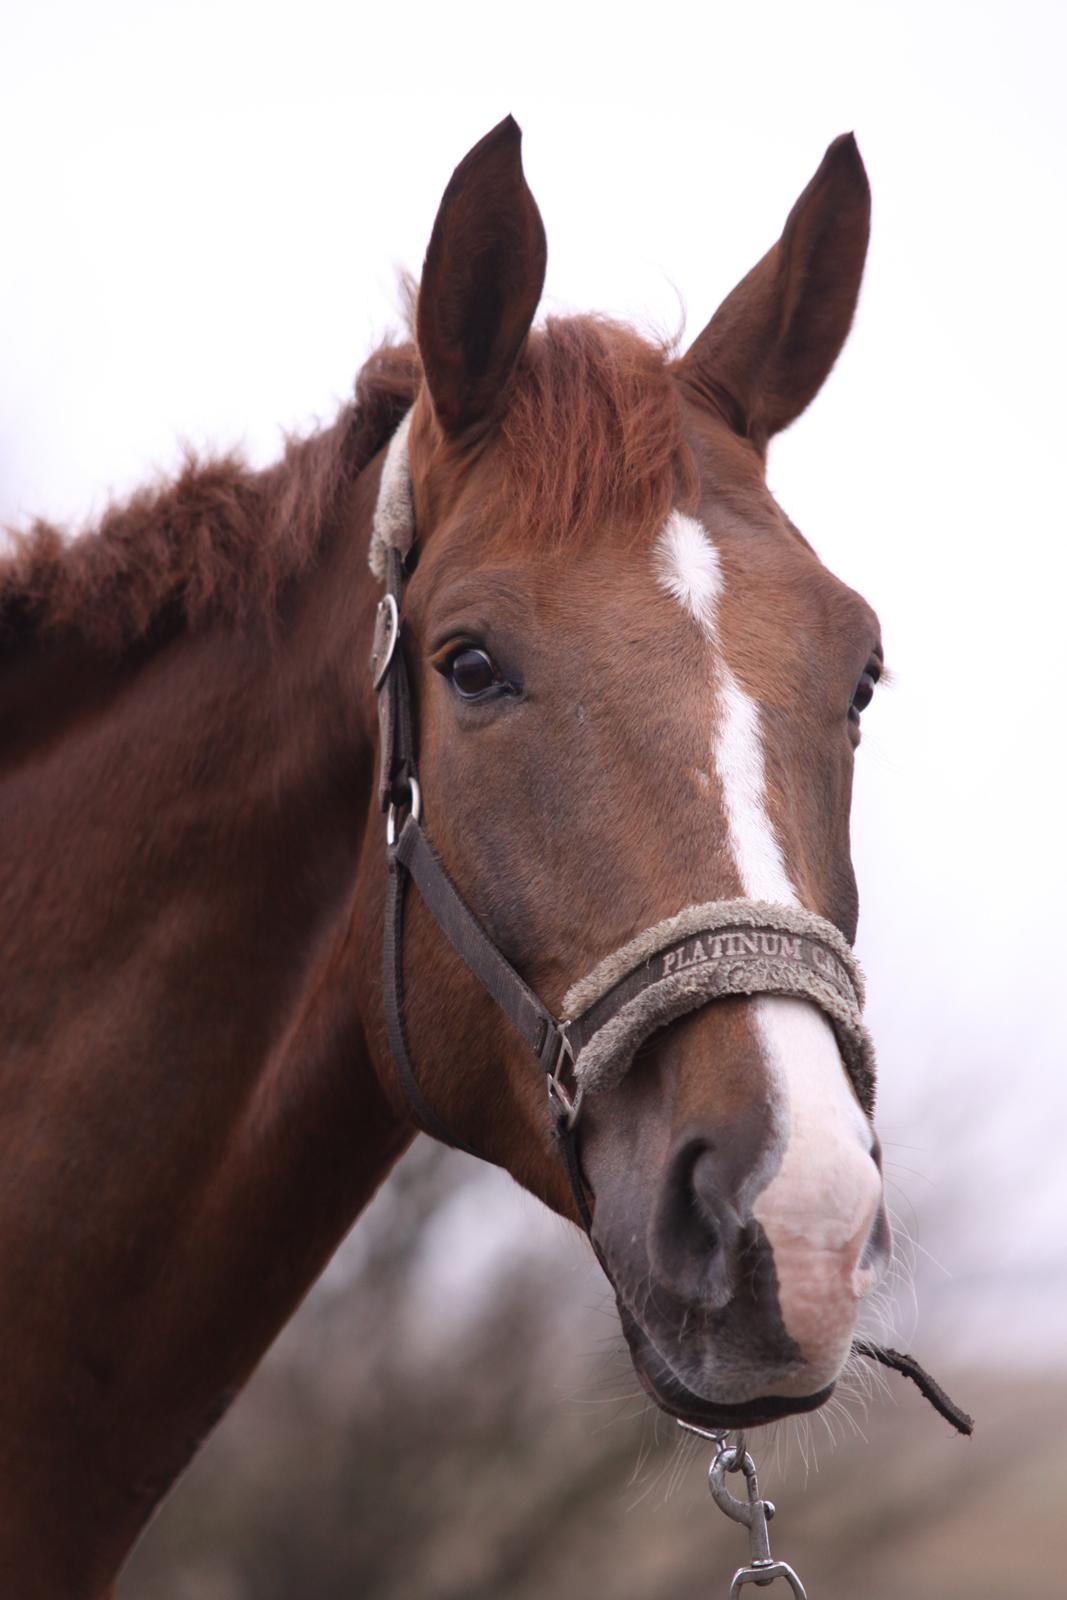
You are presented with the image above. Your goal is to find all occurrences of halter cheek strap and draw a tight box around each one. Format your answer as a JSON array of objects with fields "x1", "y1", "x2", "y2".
[{"x1": 367, "y1": 431, "x2": 973, "y2": 1439}]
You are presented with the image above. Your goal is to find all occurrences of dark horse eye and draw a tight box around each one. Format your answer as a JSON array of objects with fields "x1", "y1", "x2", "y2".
[
  {"x1": 449, "y1": 647, "x2": 499, "y2": 699},
  {"x1": 849, "y1": 666, "x2": 879, "y2": 721}
]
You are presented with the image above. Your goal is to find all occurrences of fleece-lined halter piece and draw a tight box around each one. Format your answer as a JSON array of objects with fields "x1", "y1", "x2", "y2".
[{"x1": 368, "y1": 413, "x2": 972, "y2": 1438}]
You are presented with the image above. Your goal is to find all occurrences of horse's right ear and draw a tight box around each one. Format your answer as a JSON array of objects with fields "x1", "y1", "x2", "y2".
[
  {"x1": 678, "y1": 134, "x2": 871, "y2": 453},
  {"x1": 417, "y1": 116, "x2": 547, "y2": 440}
]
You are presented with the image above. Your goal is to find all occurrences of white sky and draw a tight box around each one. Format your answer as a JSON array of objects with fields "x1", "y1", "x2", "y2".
[{"x1": 2, "y1": 1, "x2": 1064, "y2": 1361}]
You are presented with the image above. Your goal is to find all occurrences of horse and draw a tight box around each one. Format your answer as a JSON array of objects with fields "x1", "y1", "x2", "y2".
[{"x1": 1, "y1": 116, "x2": 892, "y2": 1596}]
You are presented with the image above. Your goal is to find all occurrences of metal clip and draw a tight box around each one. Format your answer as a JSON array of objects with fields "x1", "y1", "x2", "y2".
[{"x1": 707, "y1": 1443, "x2": 808, "y2": 1598}]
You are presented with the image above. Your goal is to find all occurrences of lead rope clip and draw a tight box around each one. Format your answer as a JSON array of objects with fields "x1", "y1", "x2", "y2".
[{"x1": 679, "y1": 1424, "x2": 808, "y2": 1597}]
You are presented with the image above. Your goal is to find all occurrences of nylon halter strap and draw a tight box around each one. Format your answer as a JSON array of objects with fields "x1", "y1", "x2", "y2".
[{"x1": 368, "y1": 430, "x2": 973, "y2": 1439}]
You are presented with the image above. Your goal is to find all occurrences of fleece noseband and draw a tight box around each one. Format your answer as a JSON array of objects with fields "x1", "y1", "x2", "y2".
[
  {"x1": 368, "y1": 419, "x2": 971, "y2": 1437},
  {"x1": 561, "y1": 899, "x2": 874, "y2": 1110}
]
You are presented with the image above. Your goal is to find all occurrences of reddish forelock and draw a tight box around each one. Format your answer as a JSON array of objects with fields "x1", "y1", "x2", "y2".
[{"x1": 490, "y1": 317, "x2": 694, "y2": 553}]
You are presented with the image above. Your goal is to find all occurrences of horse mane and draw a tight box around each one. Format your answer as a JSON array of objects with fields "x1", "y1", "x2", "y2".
[
  {"x1": 0, "y1": 341, "x2": 420, "y2": 655},
  {"x1": 0, "y1": 315, "x2": 691, "y2": 656}
]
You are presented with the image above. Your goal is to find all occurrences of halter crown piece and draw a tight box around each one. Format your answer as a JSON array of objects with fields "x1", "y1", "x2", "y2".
[{"x1": 368, "y1": 411, "x2": 972, "y2": 1443}]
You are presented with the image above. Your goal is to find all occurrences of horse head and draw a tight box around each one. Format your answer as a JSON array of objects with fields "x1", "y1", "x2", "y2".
[{"x1": 357, "y1": 118, "x2": 889, "y2": 1430}]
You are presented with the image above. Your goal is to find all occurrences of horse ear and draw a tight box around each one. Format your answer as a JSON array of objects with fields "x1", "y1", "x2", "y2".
[
  {"x1": 678, "y1": 134, "x2": 871, "y2": 451},
  {"x1": 417, "y1": 116, "x2": 547, "y2": 439}
]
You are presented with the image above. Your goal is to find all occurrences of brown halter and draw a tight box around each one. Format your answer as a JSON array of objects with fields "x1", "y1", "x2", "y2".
[{"x1": 368, "y1": 488, "x2": 973, "y2": 1439}]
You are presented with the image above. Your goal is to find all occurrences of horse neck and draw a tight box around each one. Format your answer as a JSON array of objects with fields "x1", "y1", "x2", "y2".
[{"x1": 0, "y1": 469, "x2": 413, "y2": 1593}]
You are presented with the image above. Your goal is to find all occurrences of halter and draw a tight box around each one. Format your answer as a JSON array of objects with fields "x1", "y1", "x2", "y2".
[{"x1": 368, "y1": 416, "x2": 972, "y2": 1440}]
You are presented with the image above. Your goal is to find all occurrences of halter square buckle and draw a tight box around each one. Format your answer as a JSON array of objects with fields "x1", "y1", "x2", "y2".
[{"x1": 546, "y1": 1028, "x2": 583, "y2": 1127}]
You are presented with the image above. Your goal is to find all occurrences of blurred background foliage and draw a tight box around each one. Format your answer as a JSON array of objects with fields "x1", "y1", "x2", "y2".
[{"x1": 120, "y1": 1135, "x2": 1065, "y2": 1599}]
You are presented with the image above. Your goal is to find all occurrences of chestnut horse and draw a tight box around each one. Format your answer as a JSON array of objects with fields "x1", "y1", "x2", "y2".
[{"x1": 1, "y1": 119, "x2": 890, "y2": 1596}]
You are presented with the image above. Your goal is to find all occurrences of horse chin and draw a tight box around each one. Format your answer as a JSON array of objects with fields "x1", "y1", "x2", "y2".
[{"x1": 616, "y1": 1301, "x2": 836, "y2": 1431}]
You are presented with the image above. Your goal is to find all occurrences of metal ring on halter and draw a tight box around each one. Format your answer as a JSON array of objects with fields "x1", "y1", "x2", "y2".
[
  {"x1": 677, "y1": 1420, "x2": 730, "y2": 1445},
  {"x1": 386, "y1": 776, "x2": 422, "y2": 848},
  {"x1": 371, "y1": 592, "x2": 400, "y2": 690}
]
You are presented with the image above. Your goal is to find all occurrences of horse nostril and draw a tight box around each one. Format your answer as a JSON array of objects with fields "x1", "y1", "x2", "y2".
[
  {"x1": 859, "y1": 1198, "x2": 892, "y2": 1273},
  {"x1": 648, "y1": 1138, "x2": 742, "y2": 1309},
  {"x1": 689, "y1": 1147, "x2": 725, "y2": 1245}
]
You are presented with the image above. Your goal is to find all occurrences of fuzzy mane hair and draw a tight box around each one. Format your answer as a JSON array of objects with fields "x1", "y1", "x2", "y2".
[
  {"x1": 0, "y1": 317, "x2": 690, "y2": 656},
  {"x1": 0, "y1": 343, "x2": 420, "y2": 656}
]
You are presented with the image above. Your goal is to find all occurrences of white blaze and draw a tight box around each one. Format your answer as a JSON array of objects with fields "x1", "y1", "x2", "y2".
[
  {"x1": 752, "y1": 997, "x2": 883, "y2": 1387},
  {"x1": 654, "y1": 509, "x2": 882, "y2": 1377},
  {"x1": 654, "y1": 510, "x2": 797, "y2": 905}
]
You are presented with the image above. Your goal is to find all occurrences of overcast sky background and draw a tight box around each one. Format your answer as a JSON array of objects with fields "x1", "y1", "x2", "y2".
[{"x1": 2, "y1": 1, "x2": 1064, "y2": 1364}]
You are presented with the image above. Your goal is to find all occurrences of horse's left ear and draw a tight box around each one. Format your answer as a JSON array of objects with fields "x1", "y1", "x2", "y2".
[
  {"x1": 417, "y1": 115, "x2": 547, "y2": 440},
  {"x1": 678, "y1": 134, "x2": 870, "y2": 452}
]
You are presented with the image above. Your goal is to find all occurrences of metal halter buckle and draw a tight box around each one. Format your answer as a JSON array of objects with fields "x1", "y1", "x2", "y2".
[
  {"x1": 371, "y1": 592, "x2": 400, "y2": 690},
  {"x1": 546, "y1": 1028, "x2": 582, "y2": 1127},
  {"x1": 386, "y1": 776, "x2": 422, "y2": 848}
]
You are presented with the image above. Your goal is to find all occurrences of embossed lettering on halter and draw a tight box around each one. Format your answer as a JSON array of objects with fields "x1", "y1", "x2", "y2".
[
  {"x1": 561, "y1": 899, "x2": 875, "y2": 1112},
  {"x1": 660, "y1": 929, "x2": 849, "y2": 989}
]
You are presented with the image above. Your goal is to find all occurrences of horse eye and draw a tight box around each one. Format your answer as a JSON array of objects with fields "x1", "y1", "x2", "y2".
[
  {"x1": 449, "y1": 647, "x2": 499, "y2": 698},
  {"x1": 849, "y1": 667, "x2": 879, "y2": 721}
]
